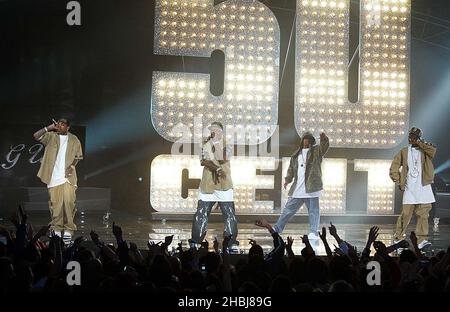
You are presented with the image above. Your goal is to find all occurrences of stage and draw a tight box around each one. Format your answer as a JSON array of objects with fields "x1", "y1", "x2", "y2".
[{"x1": 1, "y1": 210, "x2": 448, "y2": 256}]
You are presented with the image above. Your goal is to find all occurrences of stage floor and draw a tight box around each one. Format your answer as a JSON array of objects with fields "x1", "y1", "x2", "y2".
[{"x1": 1, "y1": 211, "x2": 449, "y2": 256}]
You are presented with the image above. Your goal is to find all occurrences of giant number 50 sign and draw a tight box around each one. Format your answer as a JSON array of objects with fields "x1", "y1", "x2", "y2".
[
  {"x1": 151, "y1": 0, "x2": 410, "y2": 146},
  {"x1": 150, "y1": 0, "x2": 410, "y2": 215}
]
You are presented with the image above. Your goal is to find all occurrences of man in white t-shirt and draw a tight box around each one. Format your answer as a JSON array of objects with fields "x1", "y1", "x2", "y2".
[
  {"x1": 257, "y1": 132, "x2": 329, "y2": 240},
  {"x1": 33, "y1": 118, "x2": 83, "y2": 243},
  {"x1": 390, "y1": 127, "x2": 437, "y2": 250}
]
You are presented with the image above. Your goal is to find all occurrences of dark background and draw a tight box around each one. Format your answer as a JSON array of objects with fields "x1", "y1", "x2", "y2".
[{"x1": 1, "y1": 0, "x2": 449, "y2": 215}]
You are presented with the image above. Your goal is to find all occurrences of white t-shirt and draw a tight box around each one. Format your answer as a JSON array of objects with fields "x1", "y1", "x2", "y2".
[
  {"x1": 47, "y1": 135, "x2": 69, "y2": 188},
  {"x1": 198, "y1": 189, "x2": 234, "y2": 202},
  {"x1": 403, "y1": 145, "x2": 435, "y2": 204},
  {"x1": 292, "y1": 148, "x2": 322, "y2": 198}
]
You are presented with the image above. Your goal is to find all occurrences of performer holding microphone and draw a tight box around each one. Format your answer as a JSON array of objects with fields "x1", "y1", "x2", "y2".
[
  {"x1": 190, "y1": 121, "x2": 238, "y2": 250},
  {"x1": 33, "y1": 118, "x2": 83, "y2": 244},
  {"x1": 390, "y1": 127, "x2": 436, "y2": 249}
]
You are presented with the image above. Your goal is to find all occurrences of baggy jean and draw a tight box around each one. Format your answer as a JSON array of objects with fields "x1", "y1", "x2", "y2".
[
  {"x1": 394, "y1": 203, "x2": 432, "y2": 244},
  {"x1": 48, "y1": 182, "x2": 77, "y2": 235},
  {"x1": 191, "y1": 200, "x2": 238, "y2": 245},
  {"x1": 273, "y1": 197, "x2": 320, "y2": 234}
]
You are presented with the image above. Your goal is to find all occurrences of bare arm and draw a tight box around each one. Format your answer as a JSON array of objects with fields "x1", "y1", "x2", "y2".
[
  {"x1": 319, "y1": 227, "x2": 333, "y2": 260},
  {"x1": 33, "y1": 128, "x2": 47, "y2": 141},
  {"x1": 328, "y1": 222, "x2": 343, "y2": 244},
  {"x1": 409, "y1": 231, "x2": 425, "y2": 259},
  {"x1": 33, "y1": 123, "x2": 56, "y2": 142}
]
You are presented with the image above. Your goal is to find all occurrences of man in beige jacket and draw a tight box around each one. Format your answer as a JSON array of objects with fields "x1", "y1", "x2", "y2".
[
  {"x1": 389, "y1": 127, "x2": 436, "y2": 249},
  {"x1": 190, "y1": 121, "x2": 238, "y2": 250},
  {"x1": 33, "y1": 118, "x2": 83, "y2": 243}
]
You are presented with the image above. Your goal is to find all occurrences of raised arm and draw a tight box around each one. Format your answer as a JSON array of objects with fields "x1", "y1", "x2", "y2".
[
  {"x1": 328, "y1": 222, "x2": 343, "y2": 245},
  {"x1": 33, "y1": 123, "x2": 57, "y2": 142},
  {"x1": 319, "y1": 227, "x2": 333, "y2": 260},
  {"x1": 417, "y1": 140, "x2": 436, "y2": 159},
  {"x1": 319, "y1": 132, "x2": 329, "y2": 157}
]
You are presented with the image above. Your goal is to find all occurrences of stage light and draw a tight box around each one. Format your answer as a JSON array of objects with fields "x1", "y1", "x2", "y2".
[
  {"x1": 295, "y1": 0, "x2": 411, "y2": 148},
  {"x1": 150, "y1": 155, "x2": 277, "y2": 213},
  {"x1": 354, "y1": 159, "x2": 395, "y2": 214},
  {"x1": 436, "y1": 159, "x2": 450, "y2": 174},
  {"x1": 152, "y1": 0, "x2": 280, "y2": 144}
]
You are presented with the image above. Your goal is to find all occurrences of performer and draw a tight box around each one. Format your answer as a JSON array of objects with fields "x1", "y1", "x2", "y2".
[
  {"x1": 33, "y1": 118, "x2": 83, "y2": 243},
  {"x1": 390, "y1": 127, "x2": 436, "y2": 249},
  {"x1": 191, "y1": 121, "x2": 238, "y2": 250},
  {"x1": 257, "y1": 132, "x2": 329, "y2": 239}
]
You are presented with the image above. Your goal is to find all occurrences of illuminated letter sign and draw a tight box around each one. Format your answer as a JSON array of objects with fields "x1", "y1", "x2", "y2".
[
  {"x1": 295, "y1": 0, "x2": 410, "y2": 147},
  {"x1": 152, "y1": 0, "x2": 280, "y2": 144}
]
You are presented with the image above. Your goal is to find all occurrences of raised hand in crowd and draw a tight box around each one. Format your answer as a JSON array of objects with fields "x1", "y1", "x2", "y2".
[
  {"x1": 366, "y1": 226, "x2": 379, "y2": 250},
  {"x1": 328, "y1": 222, "x2": 343, "y2": 244},
  {"x1": 301, "y1": 234, "x2": 315, "y2": 259},
  {"x1": 409, "y1": 231, "x2": 422, "y2": 258},
  {"x1": 285, "y1": 236, "x2": 295, "y2": 260},
  {"x1": 90, "y1": 230, "x2": 101, "y2": 246},
  {"x1": 255, "y1": 219, "x2": 275, "y2": 234},
  {"x1": 112, "y1": 222, "x2": 123, "y2": 243},
  {"x1": 163, "y1": 234, "x2": 174, "y2": 248},
  {"x1": 319, "y1": 226, "x2": 333, "y2": 259},
  {"x1": 29, "y1": 225, "x2": 50, "y2": 244}
]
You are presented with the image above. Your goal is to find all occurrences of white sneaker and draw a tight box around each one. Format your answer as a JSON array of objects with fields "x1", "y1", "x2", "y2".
[
  {"x1": 308, "y1": 232, "x2": 320, "y2": 240},
  {"x1": 53, "y1": 231, "x2": 62, "y2": 237},
  {"x1": 228, "y1": 244, "x2": 240, "y2": 254},
  {"x1": 63, "y1": 233, "x2": 72, "y2": 245},
  {"x1": 418, "y1": 240, "x2": 431, "y2": 250}
]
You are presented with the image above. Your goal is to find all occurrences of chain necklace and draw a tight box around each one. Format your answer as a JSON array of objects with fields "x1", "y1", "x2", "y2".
[
  {"x1": 300, "y1": 149, "x2": 308, "y2": 167},
  {"x1": 410, "y1": 146, "x2": 420, "y2": 178}
]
